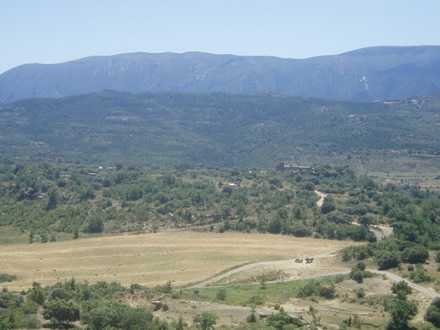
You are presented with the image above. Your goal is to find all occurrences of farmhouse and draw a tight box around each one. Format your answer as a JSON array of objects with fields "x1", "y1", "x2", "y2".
[{"x1": 276, "y1": 162, "x2": 311, "y2": 172}]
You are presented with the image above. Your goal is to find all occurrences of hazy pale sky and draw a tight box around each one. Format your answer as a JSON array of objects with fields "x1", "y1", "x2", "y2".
[{"x1": 1, "y1": 0, "x2": 440, "y2": 73}]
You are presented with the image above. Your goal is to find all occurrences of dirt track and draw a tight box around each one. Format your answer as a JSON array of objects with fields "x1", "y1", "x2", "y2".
[
  {"x1": 191, "y1": 249, "x2": 342, "y2": 288},
  {"x1": 193, "y1": 255, "x2": 440, "y2": 299}
]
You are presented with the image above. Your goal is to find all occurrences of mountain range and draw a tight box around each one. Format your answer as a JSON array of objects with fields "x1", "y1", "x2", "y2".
[{"x1": 1, "y1": 46, "x2": 440, "y2": 103}]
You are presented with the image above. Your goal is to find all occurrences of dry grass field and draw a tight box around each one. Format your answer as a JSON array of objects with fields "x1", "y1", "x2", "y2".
[{"x1": 0, "y1": 231, "x2": 358, "y2": 291}]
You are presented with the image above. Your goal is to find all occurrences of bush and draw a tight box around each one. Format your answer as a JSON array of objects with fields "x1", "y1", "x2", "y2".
[
  {"x1": 401, "y1": 246, "x2": 429, "y2": 264},
  {"x1": 376, "y1": 250, "x2": 401, "y2": 270},
  {"x1": 296, "y1": 280, "x2": 335, "y2": 299},
  {"x1": 216, "y1": 289, "x2": 227, "y2": 301},
  {"x1": 318, "y1": 284, "x2": 336, "y2": 299},
  {"x1": 355, "y1": 288, "x2": 366, "y2": 299},
  {"x1": 0, "y1": 273, "x2": 17, "y2": 283},
  {"x1": 266, "y1": 307, "x2": 303, "y2": 329},
  {"x1": 155, "y1": 281, "x2": 172, "y2": 293},
  {"x1": 195, "y1": 312, "x2": 217, "y2": 330},
  {"x1": 426, "y1": 298, "x2": 440, "y2": 328},
  {"x1": 292, "y1": 224, "x2": 310, "y2": 237},
  {"x1": 410, "y1": 264, "x2": 432, "y2": 283},
  {"x1": 246, "y1": 308, "x2": 257, "y2": 323},
  {"x1": 351, "y1": 271, "x2": 364, "y2": 284}
]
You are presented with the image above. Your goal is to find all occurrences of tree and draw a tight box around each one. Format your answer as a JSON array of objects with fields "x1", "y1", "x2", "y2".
[
  {"x1": 401, "y1": 246, "x2": 429, "y2": 264},
  {"x1": 426, "y1": 297, "x2": 440, "y2": 328},
  {"x1": 292, "y1": 224, "x2": 310, "y2": 237},
  {"x1": 387, "y1": 299, "x2": 417, "y2": 329},
  {"x1": 216, "y1": 289, "x2": 227, "y2": 301},
  {"x1": 321, "y1": 198, "x2": 336, "y2": 214},
  {"x1": 359, "y1": 215, "x2": 374, "y2": 227},
  {"x1": 267, "y1": 307, "x2": 303, "y2": 329},
  {"x1": 0, "y1": 317, "x2": 11, "y2": 330},
  {"x1": 326, "y1": 211, "x2": 352, "y2": 224},
  {"x1": 42, "y1": 299, "x2": 80, "y2": 326},
  {"x1": 196, "y1": 312, "x2": 217, "y2": 330},
  {"x1": 391, "y1": 281, "x2": 412, "y2": 300},
  {"x1": 350, "y1": 262, "x2": 366, "y2": 283},
  {"x1": 85, "y1": 213, "x2": 104, "y2": 233},
  {"x1": 27, "y1": 286, "x2": 45, "y2": 305},
  {"x1": 376, "y1": 250, "x2": 401, "y2": 270},
  {"x1": 45, "y1": 189, "x2": 58, "y2": 211}
]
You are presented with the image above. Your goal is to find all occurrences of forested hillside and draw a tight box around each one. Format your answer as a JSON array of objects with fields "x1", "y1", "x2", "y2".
[
  {"x1": 1, "y1": 161, "x2": 440, "y2": 328},
  {"x1": 1, "y1": 91, "x2": 440, "y2": 171},
  {"x1": 1, "y1": 161, "x2": 439, "y2": 251},
  {"x1": 1, "y1": 46, "x2": 440, "y2": 103}
]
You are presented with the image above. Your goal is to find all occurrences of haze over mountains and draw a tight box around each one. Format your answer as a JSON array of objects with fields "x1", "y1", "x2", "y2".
[{"x1": 1, "y1": 46, "x2": 440, "y2": 103}]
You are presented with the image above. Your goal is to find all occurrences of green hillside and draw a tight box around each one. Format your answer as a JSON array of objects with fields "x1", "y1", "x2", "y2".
[{"x1": 1, "y1": 91, "x2": 440, "y2": 172}]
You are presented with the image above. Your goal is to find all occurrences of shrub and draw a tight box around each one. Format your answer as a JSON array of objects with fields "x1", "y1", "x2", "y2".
[
  {"x1": 318, "y1": 284, "x2": 336, "y2": 299},
  {"x1": 0, "y1": 273, "x2": 17, "y2": 283},
  {"x1": 426, "y1": 298, "x2": 440, "y2": 328},
  {"x1": 292, "y1": 224, "x2": 311, "y2": 237},
  {"x1": 375, "y1": 250, "x2": 401, "y2": 270},
  {"x1": 245, "y1": 295, "x2": 265, "y2": 306},
  {"x1": 266, "y1": 307, "x2": 303, "y2": 329},
  {"x1": 401, "y1": 246, "x2": 429, "y2": 264},
  {"x1": 351, "y1": 271, "x2": 364, "y2": 284},
  {"x1": 216, "y1": 289, "x2": 227, "y2": 301},
  {"x1": 355, "y1": 288, "x2": 366, "y2": 299}
]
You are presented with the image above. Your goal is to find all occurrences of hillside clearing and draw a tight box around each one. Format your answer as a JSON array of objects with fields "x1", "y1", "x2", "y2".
[{"x1": 0, "y1": 231, "x2": 358, "y2": 291}]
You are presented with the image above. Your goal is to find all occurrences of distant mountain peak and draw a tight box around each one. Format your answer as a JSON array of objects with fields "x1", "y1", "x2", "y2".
[{"x1": 1, "y1": 45, "x2": 440, "y2": 103}]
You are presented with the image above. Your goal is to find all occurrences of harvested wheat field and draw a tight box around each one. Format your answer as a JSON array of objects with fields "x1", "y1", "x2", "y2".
[{"x1": 0, "y1": 231, "x2": 358, "y2": 291}]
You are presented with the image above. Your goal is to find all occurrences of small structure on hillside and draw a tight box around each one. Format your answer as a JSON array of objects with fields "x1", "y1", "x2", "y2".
[{"x1": 276, "y1": 162, "x2": 311, "y2": 172}]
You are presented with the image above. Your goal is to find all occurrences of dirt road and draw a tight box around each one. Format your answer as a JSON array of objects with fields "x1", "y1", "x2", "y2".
[
  {"x1": 192, "y1": 254, "x2": 440, "y2": 299},
  {"x1": 314, "y1": 190, "x2": 327, "y2": 207},
  {"x1": 371, "y1": 270, "x2": 440, "y2": 298},
  {"x1": 191, "y1": 249, "x2": 342, "y2": 288}
]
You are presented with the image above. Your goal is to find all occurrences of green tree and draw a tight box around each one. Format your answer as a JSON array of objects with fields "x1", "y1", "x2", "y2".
[
  {"x1": 42, "y1": 299, "x2": 80, "y2": 326},
  {"x1": 401, "y1": 246, "x2": 429, "y2": 264},
  {"x1": 27, "y1": 286, "x2": 45, "y2": 305},
  {"x1": 85, "y1": 213, "x2": 104, "y2": 233},
  {"x1": 0, "y1": 317, "x2": 11, "y2": 330},
  {"x1": 387, "y1": 299, "x2": 417, "y2": 329},
  {"x1": 391, "y1": 281, "x2": 412, "y2": 300},
  {"x1": 425, "y1": 297, "x2": 440, "y2": 328},
  {"x1": 376, "y1": 250, "x2": 401, "y2": 270},
  {"x1": 266, "y1": 307, "x2": 303, "y2": 329},
  {"x1": 196, "y1": 312, "x2": 217, "y2": 330},
  {"x1": 45, "y1": 189, "x2": 58, "y2": 211},
  {"x1": 216, "y1": 289, "x2": 227, "y2": 301},
  {"x1": 321, "y1": 197, "x2": 336, "y2": 214}
]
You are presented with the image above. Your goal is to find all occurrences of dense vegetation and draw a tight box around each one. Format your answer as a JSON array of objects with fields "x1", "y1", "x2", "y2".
[
  {"x1": 1, "y1": 159, "x2": 439, "y2": 253},
  {"x1": 0, "y1": 161, "x2": 373, "y2": 244},
  {"x1": 1, "y1": 91, "x2": 440, "y2": 170}
]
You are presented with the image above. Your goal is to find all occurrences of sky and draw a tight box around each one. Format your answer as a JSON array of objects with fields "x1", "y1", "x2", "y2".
[{"x1": 1, "y1": 0, "x2": 440, "y2": 74}]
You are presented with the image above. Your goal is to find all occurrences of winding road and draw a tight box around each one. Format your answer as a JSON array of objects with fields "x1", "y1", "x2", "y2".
[
  {"x1": 192, "y1": 254, "x2": 440, "y2": 299},
  {"x1": 192, "y1": 192, "x2": 435, "y2": 299}
]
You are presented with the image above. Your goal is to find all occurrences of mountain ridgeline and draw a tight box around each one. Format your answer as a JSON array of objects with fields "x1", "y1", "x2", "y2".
[
  {"x1": 1, "y1": 90, "x2": 439, "y2": 170},
  {"x1": 1, "y1": 46, "x2": 440, "y2": 103}
]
